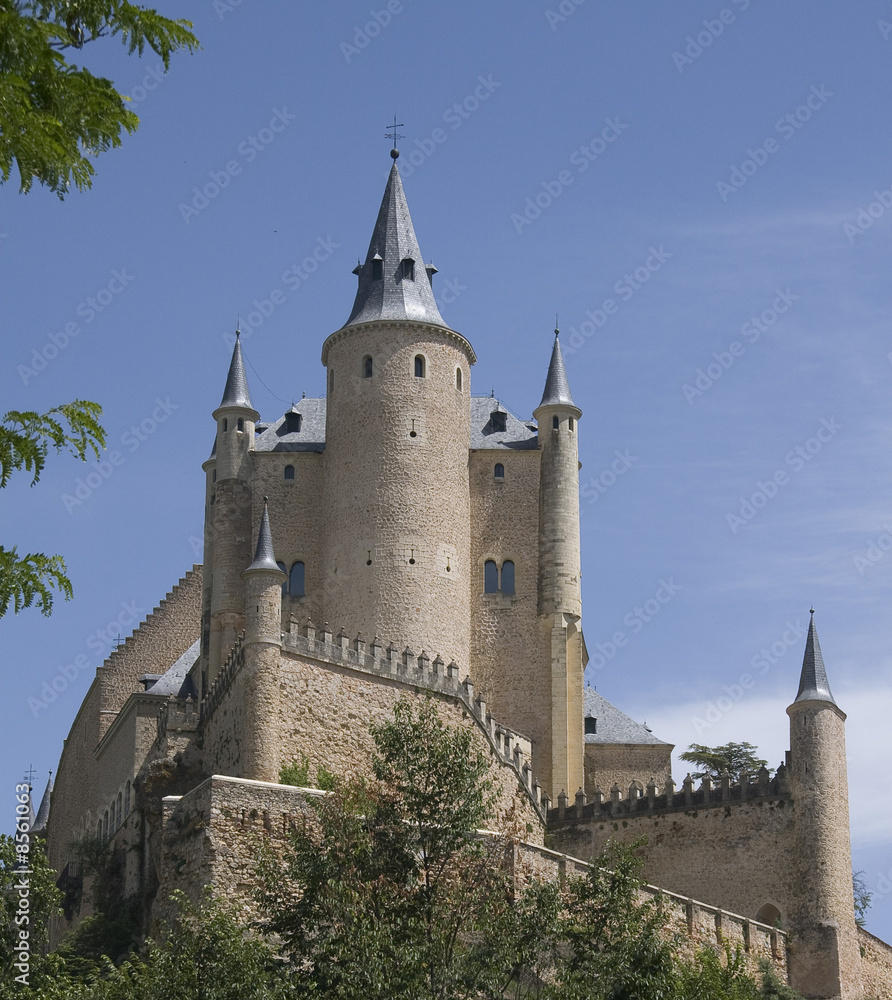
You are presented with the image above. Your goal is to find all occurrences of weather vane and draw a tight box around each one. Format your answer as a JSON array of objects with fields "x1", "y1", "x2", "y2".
[{"x1": 386, "y1": 115, "x2": 404, "y2": 158}]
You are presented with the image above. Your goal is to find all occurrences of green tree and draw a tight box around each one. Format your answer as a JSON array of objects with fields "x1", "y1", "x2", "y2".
[
  {"x1": 0, "y1": 401, "x2": 106, "y2": 617},
  {"x1": 258, "y1": 697, "x2": 561, "y2": 1000},
  {"x1": 853, "y1": 870, "x2": 872, "y2": 928},
  {"x1": 679, "y1": 742, "x2": 772, "y2": 782},
  {"x1": 0, "y1": 0, "x2": 198, "y2": 197}
]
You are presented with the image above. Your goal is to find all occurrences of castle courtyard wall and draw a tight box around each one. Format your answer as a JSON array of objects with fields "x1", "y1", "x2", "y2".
[
  {"x1": 584, "y1": 742, "x2": 673, "y2": 801},
  {"x1": 858, "y1": 927, "x2": 892, "y2": 998}
]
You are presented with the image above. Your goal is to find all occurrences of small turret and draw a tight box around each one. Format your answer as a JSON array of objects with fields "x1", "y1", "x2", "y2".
[
  {"x1": 532, "y1": 329, "x2": 584, "y2": 801},
  {"x1": 786, "y1": 612, "x2": 862, "y2": 998},
  {"x1": 240, "y1": 500, "x2": 286, "y2": 782},
  {"x1": 206, "y1": 333, "x2": 259, "y2": 681}
]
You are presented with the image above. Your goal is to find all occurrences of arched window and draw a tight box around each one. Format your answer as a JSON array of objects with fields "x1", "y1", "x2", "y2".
[
  {"x1": 103, "y1": 810, "x2": 109, "y2": 840},
  {"x1": 277, "y1": 561, "x2": 287, "y2": 596},
  {"x1": 372, "y1": 255, "x2": 383, "y2": 281},
  {"x1": 237, "y1": 417, "x2": 244, "y2": 431},
  {"x1": 494, "y1": 463, "x2": 505, "y2": 479},
  {"x1": 552, "y1": 415, "x2": 559, "y2": 430},
  {"x1": 401, "y1": 258, "x2": 415, "y2": 280},
  {"x1": 97, "y1": 819, "x2": 102, "y2": 839},
  {"x1": 756, "y1": 903, "x2": 782, "y2": 928},
  {"x1": 222, "y1": 418, "x2": 228, "y2": 432},
  {"x1": 290, "y1": 561, "x2": 305, "y2": 597},
  {"x1": 124, "y1": 781, "x2": 131, "y2": 815},
  {"x1": 484, "y1": 560, "x2": 499, "y2": 593},
  {"x1": 501, "y1": 560, "x2": 515, "y2": 594},
  {"x1": 414, "y1": 355, "x2": 425, "y2": 378},
  {"x1": 363, "y1": 355, "x2": 373, "y2": 378},
  {"x1": 284, "y1": 465, "x2": 295, "y2": 481},
  {"x1": 456, "y1": 368, "x2": 462, "y2": 391},
  {"x1": 116, "y1": 793, "x2": 122, "y2": 830}
]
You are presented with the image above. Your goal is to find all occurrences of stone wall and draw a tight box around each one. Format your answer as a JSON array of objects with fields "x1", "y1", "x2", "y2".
[
  {"x1": 547, "y1": 785, "x2": 797, "y2": 928},
  {"x1": 201, "y1": 624, "x2": 546, "y2": 838},
  {"x1": 584, "y1": 742, "x2": 673, "y2": 801},
  {"x1": 858, "y1": 927, "x2": 892, "y2": 999}
]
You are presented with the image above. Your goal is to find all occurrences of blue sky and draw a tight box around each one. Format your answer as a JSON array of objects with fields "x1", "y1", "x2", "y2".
[{"x1": 3, "y1": 0, "x2": 892, "y2": 942}]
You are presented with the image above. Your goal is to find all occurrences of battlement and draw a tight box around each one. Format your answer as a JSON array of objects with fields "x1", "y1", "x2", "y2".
[
  {"x1": 200, "y1": 618, "x2": 545, "y2": 820},
  {"x1": 549, "y1": 766, "x2": 792, "y2": 824},
  {"x1": 156, "y1": 697, "x2": 199, "y2": 742}
]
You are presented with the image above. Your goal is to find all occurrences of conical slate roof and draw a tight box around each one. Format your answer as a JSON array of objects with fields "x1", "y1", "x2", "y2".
[
  {"x1": 32, "y1": 772, "x2": 53, "y2": 835},
  {"x1": 538, "y1": 332, "x2": 577, "y2": 409},
  {"x1": 793, "y1": 611, "x2": 838, "y2": 707},
  {"x1": 342, "y1": 159, "x2": 449, "y2": 329},
  {"x1": 245, "y1": 499, "x2": 280, "y2": 574},
  {"x1": 219, "y1": 333, "x2": 254, "y2": 410}
]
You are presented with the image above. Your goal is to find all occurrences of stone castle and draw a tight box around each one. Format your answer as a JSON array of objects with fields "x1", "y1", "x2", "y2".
[{"x1": 43, "y1": 152, "x2": 892, "y2": 999}]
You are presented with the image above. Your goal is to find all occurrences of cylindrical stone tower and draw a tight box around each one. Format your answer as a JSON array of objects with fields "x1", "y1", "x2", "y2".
[
  {"x1": 320, "y1": 157, "x2": 475, "y2": 668},
  {"x1": 786, "y1": 613, "x2": 863, "y2": 999},
  {"x1": 533, "y1": 331, "x2": 584, "y2": 799},
  {"x1": 240, "y1": 499, "x2": 286, "y2": 783},
  {"x1": 208, "y1": 334, "x2": 259, "y2": 682}
]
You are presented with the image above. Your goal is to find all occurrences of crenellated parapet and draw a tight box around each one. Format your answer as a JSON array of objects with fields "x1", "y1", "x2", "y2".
[
  {"x1": 157, "y1": 697, "x2": 199, "y2": 742},
  {"x1": 201, "y1": 617, "x2": 546, "y2": 820},
  {"x1": 549, "y1": 765, "x2": 791, "y2": 824}
]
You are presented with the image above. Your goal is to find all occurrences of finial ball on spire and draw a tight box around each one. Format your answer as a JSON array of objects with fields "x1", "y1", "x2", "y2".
[{"x1": 390, "y1": 147, "x2": 399, "y2": 159}]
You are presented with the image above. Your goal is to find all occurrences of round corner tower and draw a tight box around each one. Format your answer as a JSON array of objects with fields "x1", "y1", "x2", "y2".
[
  {"x1": 786, "y1": 612, "x2": 863, "y2": 999},
  {"x1": 320, "y1": 157, "x2": 475, "y2": 668}
]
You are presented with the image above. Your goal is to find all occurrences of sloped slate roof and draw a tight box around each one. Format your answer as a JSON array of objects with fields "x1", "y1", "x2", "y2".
[
  {"x1": 147, "y1": 639, "x2": 200, "y2": 697},
  {"x1": 584, "y1": 686, "x2": 671, "y2": 746},
  {"x1": 254, "y1": 399, "x2": 326, "y2": 452},
  {"x1": 470, "y1": 397, "x2": 538, "y2": 450}
]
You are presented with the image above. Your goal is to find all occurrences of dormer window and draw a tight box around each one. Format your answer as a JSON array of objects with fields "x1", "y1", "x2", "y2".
[
  {"x1": 372, "y1": 254, "x2": 383, "y2": 281},
  {"x1": 491, "y1": 410, "x2": 507, "y2": 433},
  {"x1": 585, "y1": 716, "x2": 597, "y2": 735},
  {"x1": 401, "y1": 258, "x2": 415, "y2": 281},
  {"x1": 284, "y1": 411, "x2": 302, "y2": 433}
]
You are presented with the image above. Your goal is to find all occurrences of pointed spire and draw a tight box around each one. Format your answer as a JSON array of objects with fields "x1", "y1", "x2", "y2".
[
  {"x1": 244, "y1": 498, "x2": 280, "y2": 574},
  {"x1": 342, "y1": 160, "x2": 449, "y2": 330},
  {"x1": 219, "y1": 332, "x2": 253, "y2": 410},
  {"x1": 793, "y1": 610, "x2": 838, "y2": 707},
  {"x1": 32, "y1": 772, "x2": 53, "y2": 835},
  {"x1": 537, "y1": 328, "x2": 578, "y2": 409}
]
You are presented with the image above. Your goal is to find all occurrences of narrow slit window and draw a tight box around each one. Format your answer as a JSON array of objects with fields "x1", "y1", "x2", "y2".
[
  {"x1": 237, "y1": 418, "x2": 244, "y2": 432},
  {"x1": 568, "y1": 417, "x2": 575, "y2": 431},
  {"x1": 222, "y1": 418, "x2": 228, "y2": 432},
  {"x1": 484, "y1": 560, "x2": 499, "y2": 593},
  {"x1": 501, "y1": 560, "x2": 515, "y2": 594},
  {"x1": 552, "y1": 415, "x2": 559, "y2": 430},
  {"x1": 494, "y1": 463, "x2": 505, "y2": 479},
  {"x1": 414, "y1": 355, "x2": 425, "y2": 378},
  {"x1": 284, "y1": 465, "x2": 295, "y2": 481},
  {"x1": 363, "y1": 355, "x2": 373, "y2": 378},
  {"x1": 290, "y1": 561, "x2": 305, "y2": 597},
  {"x1": 456, "y1": 368, "x2": 462, "y2": 391}
]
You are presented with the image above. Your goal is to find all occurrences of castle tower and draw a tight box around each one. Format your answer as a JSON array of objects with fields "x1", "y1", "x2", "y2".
[
  {"x1": 532, "y1": 331, "x2": 584, "y2": 799},
  {"x1": 320, "y1": 153, "x2": 475, "y2": 667},
  {"x1": 207, "y1": 333, "x2": 259, "y2": 681},
  {"x1": 786, "y1": 612, "x2": 863, "y2": 999},
  {"x1": 240, "y1": 499, "x2": 286, "y2": 782}
]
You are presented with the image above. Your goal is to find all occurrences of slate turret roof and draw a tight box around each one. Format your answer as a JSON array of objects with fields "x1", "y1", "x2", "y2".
[
  {"x1": 219, "y1": 332, "x2": 254, "y2": 410},
  {"x1": 792, "y1": 611, "x2": 839, "y2": 707},
  {"x1": 538, "y1": 331, "x2": 577, "y2": 410}
]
